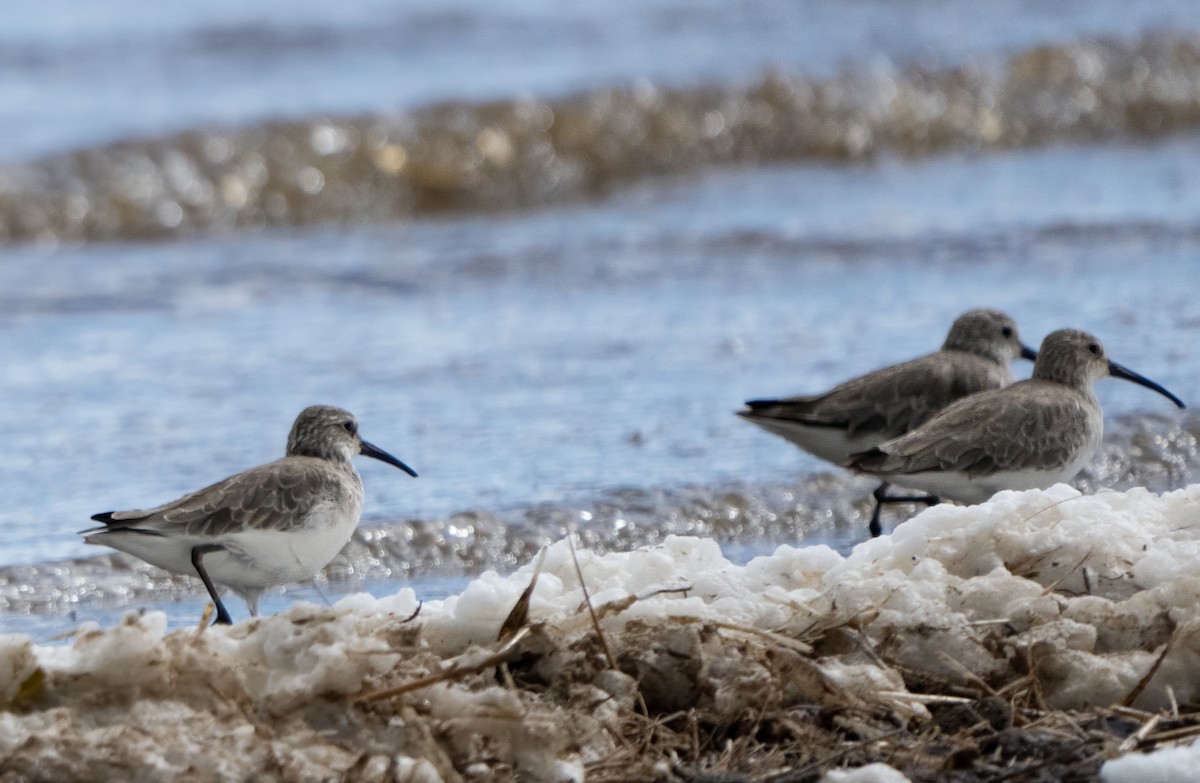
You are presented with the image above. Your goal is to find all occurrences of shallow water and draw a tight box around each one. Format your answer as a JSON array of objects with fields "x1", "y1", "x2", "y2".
[
  {"x1": 4, "y1": 138, "x2": 1199, "y2": 561},
  {"x1": 3, "y1": 138, "x2": 1199, "y2": 636},
  {"x1": 4, "y1": 0, "x2": 1196, "y2": 160},
  {"x1": 2, "y1": 3, "x2": 1200, "y2": 636},
  {"x1": 9, "y1": 32, "x2": 1200, "y2": 244}
]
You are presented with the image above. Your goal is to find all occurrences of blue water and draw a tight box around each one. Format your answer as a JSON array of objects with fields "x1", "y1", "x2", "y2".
[
  {"x1": 1, "y1": 1, "x2": 1199, "y2": 634},
  {"x1": 2, "y1": 0, "x2": 1196, "y2": 159},
  {"x1": 2, "y1": 139, "x2": 1197, "y2": 570}
]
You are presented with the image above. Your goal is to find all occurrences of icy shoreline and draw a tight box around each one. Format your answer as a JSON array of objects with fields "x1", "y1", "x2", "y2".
[{"x1": 4, "y1": 484, "x2": 1200, "y2": 782}]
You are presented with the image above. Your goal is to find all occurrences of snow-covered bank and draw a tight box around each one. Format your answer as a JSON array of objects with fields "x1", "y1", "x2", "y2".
[{"x1": 4, "y1": 484, "x2": 1200, "y2": 781}]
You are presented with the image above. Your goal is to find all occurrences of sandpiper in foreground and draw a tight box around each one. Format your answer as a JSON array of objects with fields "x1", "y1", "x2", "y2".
[
  {"x1": 83, "y1": 405, "x2": 416, "y2": 625},
  {"x1": 738, "y1": 309, "x2": 1037, "y2": 536},
  {"x1": 847, "y1": 329, "x2": 1185, "y2": 508}
]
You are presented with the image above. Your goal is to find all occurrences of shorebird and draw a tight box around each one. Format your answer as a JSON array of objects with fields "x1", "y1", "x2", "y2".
[
  {"x1": 847, "y1": 329, "x2": 1185, "y2": 507},
  {"x1": 739, "y1": 309, "x2": 1037, "y2": 536},
  {"x1": 83, "y1": 405, "x2": 416, "y2": 625}
]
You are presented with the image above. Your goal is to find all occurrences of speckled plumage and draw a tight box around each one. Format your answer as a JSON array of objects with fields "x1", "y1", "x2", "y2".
[
  {"x1": 93, "y1": 459, "x2": 361, "y2": 538},
  {"x1": 83, "y1": 405, "x2": 417, "y2": 624},
  {"x1": 849, "y1": 329, "x2": 1185, "y2": 506}
]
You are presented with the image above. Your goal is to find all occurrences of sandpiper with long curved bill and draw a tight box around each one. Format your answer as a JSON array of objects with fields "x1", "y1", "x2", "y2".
[
  {"x1": 847, "y1": 329, "x2": 1185, "y2": 510},
  {"x1": 738, "y1": 309, "x2": 1038, "y2": 536},
  {"x1": 83, "y1": 405, "x2": 417, "y2": 626}
]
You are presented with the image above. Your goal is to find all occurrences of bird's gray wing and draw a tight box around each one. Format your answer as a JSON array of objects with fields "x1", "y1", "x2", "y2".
[
  {"x1": 744, "y1": 352, "x2": 1003, "y2": 439},
  {"x1": 850, "y1": 384, "x2": 1090, "y2": 477},
  {"x1": 86, "y1": 458, "x2": 345, "y2": 538}
]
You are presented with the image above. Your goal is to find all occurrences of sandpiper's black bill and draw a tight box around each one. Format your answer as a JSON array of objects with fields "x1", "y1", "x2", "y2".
[
  {"x1": 360, "y1": 440, "x2": 418, "y2": 477},
  {"x1": 1020, "y1": 344, "x2": 1038, "y2": 361},
  {"x1": 1109, "y1": 361, "x2": 1186, "y2": 409}
]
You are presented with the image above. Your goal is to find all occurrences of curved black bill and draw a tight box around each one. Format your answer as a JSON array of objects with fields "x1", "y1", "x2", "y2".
[
  {"x1": 1020, "y1": 344, "x2": 1038, "y2": 362},
  {"x1": 360, "y1": 439, "x2": 418, "y2": 477},
  {"x1": 1109, "y1": 361, "x2": 1186, "y2": 409}
]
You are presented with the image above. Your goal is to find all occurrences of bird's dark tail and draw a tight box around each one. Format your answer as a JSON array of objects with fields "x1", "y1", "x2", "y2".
[{"x1": 847, "y1": 447, "x2": 888, "y2": 472}]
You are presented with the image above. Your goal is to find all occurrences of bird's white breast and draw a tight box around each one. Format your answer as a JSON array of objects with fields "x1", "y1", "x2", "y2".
[{"x1": 208, "y1": 495, "x2": 363, "y2": 589}]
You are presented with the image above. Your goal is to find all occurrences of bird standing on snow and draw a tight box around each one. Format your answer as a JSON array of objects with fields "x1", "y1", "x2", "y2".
[
  {"x1": 847, "y1": 329, "x2": 1184, "y2": 509},
  {"x1": 739, "y1": 309, "x2": 1037, "y2": 536},
  {"x1": 83, "y1": 405, "x2": 417, "y2": 625}
]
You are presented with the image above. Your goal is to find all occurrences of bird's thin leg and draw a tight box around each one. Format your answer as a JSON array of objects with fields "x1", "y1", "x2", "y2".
[
  {"x1": 868, "y1": 482, "x2": 890, "y2": 537},
  {"x1": 869, "y1": 483, "x2": 941, "y2": 537},
  {"x1": 191, "y1": 545, "x2": 233, "y2": 626}
]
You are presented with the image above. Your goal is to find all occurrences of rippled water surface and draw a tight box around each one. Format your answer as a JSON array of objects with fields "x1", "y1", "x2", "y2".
[
  {"x1": 2, "y1": 1, "x2": 1200, "y2": 636},
  {"x1": 4, "y1": 0, "x2": 1197, "y2": 160}
]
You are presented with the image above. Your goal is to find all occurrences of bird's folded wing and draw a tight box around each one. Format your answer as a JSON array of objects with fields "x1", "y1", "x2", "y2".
[
  {"x1": 87, "y1": 459, "x2": 344, "y2": 537},
  {"x1": 853, "y1": 387, "x2": 1089, "y2": 477},
  {"x1": 745, "y1": 354, "x2": 974, "y2": 438}
]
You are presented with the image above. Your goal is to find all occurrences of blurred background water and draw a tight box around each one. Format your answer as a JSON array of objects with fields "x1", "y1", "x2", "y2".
[{"x1": 2, "y1": 0, "x2": 1199, "y2": 637}]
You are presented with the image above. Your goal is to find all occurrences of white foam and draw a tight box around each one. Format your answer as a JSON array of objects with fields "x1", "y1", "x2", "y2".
[
  {"x1": 822, "y1": 764, "x2": 912, "y2": 783},
  {"x1": 1102, "y1": 738, "x2": 1200, "y2": 783},
  {"x1": 4, "y1": 483, "x2": 1200, "y2": 779}
]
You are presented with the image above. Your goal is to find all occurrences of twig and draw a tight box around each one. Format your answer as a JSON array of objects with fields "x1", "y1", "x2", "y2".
[
  {"x1": 1018, "y1": 494, "x2": 1088, "y2": 528},
  {"x1": 1147, "y1": 723, "x2": 1200, "y2": 744},
  {"x1": 713, "y1": 622, "x2": 814, "y2": 655},
  {"x1": 640, "y1": 585, "x2": 693, "y2": 600},
  {"x1": 877, "y1": 691, "x2": 973, "y2": 705},
  {"x1": 198, "y1": 602, "x2": 214, "y2": 631},
  {"x1": 1118, "y1": 714, "x2": 1162, "y2": 754},
  {"x1": 355, "y1": 626, "x2": 531, "y2": 703},
  {"x1": 498, "y1": 547, "x2": 546, "y2": 643},
  {"x1": 569, "y1": 535, "x2": 618, "y2": 670},
  {"x1": 936, "y1": 650, "x2": 999, "y2": 697},
  {"x1": 1121, "y1": 630, "x2": 1175, "y2": 708},
  {"x1": 765, "y1": 728, "x2": 907, "y2": 783},
  {"x1": 1108, "y1": 705, "x2": 1156, "y2": 720}
]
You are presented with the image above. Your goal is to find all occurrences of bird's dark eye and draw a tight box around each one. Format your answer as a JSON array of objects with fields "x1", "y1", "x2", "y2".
[
  {"x1": 1001, "y1": 326, "x2": 1013, "y2": 338},
  {"x1": 1088, "y1": 343, "x2": 1101, "y2": 356},
  {"x1": 342, "y1": 421, "x2": 357, "y2": 435}
]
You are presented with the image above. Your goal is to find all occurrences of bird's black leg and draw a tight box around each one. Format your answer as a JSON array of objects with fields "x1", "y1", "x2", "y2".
[
  {"x1": 869, "y1": 483, "x2": 941, "y2": 537},
  {"x1": 868, "y1": 483, "x2": 890, "y2": 537},
  {"x1": 191, "y1": 544, "x2": 233, "y2": 626}
]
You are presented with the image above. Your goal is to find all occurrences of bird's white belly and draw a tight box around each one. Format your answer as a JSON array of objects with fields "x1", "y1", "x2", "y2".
[
  {"x1": 207, "y1": 500, "x2": 361, "y2": 589},
  {"x1": 748, "y1": 418, "x2": 885, "y2": 466},
  {"x1": 885, "y1": 408, "x2": 1103, "y2": 506},
  {"x1": 891, "y1": 466, "x2": 1076, "y2": 506}
]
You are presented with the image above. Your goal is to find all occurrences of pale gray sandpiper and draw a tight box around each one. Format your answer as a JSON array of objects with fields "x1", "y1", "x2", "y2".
[
  {"x1": 82, "y1": 405, "x2": 416, "y2": 625},
  {"x1": 847, "y1": 328, "x2": 1185, "y2": 508},
  {"x1": 738, "y1": 309, "x2": 1038, "y2": 537}
]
